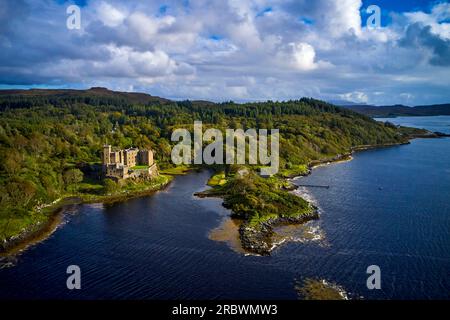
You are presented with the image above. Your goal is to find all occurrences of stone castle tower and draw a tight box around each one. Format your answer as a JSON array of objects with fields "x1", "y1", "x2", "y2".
[{"x1": 102, "y1": 145, "x2": 156, "y2": 180}]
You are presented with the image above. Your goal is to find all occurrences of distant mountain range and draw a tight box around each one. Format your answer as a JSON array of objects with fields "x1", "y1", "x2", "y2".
[
  {"x1": 0, "y1": 87, "x2": 220, "y2": 109},
  {"x1": 0, "y1": 87, "x2": 171, "y2": 105},
  {"x1": 339, "y1": 103, "x2": 450, "y2": 117},
  {"x1": 1, "y1": 87, "x2": 449, "y2": 118}
]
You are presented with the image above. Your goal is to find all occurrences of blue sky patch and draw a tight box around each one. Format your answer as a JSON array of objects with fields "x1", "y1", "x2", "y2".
[{"x1": 256, "y1": 7, "x2": 273, "y2": 17}]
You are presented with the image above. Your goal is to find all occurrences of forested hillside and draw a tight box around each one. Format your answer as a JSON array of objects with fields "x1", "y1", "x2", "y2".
[{"x1": 0, "y1": 88, "x2": 417, "y2": 244}]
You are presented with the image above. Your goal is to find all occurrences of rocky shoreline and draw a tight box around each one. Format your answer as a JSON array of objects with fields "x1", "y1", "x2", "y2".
[
  {"x1": 196, "y1": 143, "x2": 407, "y2": 255},
  {"x1": 195, "y1": 188, "x2": 320, "y2": 255},
  {"x1": 0, "y1": 209, "x2": 64, "y2": 255},
  {"x1": 199, "y1": 135, "x2": 447, "y2": 256},
  {"x1": 238, "y1": 210, "x2": 320, "y2": 255}
]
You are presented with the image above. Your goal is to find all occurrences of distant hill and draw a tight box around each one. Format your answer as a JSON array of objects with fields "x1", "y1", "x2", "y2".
[
  {"x1": 341, "y1": 104, "x2": 450, "y2": 117},
  {"x1": 0, "y1": 87, "x2": 171, "y2": 108},
  {"x1": 327, "y1": 100, "x2": 366, "y2": 106}
]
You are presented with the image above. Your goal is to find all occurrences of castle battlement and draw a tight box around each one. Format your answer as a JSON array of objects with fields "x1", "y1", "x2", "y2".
[{"x1": 102, "y1": 145, "x2": 157, "y2": 180}]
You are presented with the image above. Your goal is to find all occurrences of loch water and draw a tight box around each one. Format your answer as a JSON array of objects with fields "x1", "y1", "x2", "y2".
[{"x1": 0, "y1": 116, "x2": 449, "y2": 299}]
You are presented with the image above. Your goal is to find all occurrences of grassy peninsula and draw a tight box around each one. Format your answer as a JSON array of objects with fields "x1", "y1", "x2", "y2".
[
  {"x1": 199, "y1": 168, "x2": 317, "y2": 254},
  {"x1": 0, "y1": 88, "x2": 430, "y2": 252}
]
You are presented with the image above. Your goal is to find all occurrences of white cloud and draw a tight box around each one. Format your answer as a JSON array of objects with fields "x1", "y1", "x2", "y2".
[
  {"x1": 339, "y1": 91, "x2": 369, "y2": 103},
  {"x1": 0, "y1": 0, "x2": 449, "y2": 105},
  {"x1": 405, "y1": 3, "x2": 450, "y2": 39},
  {"x1": 93, "y1": 45, "x2": 196, "y2": 80},
  {"x1": 323, "y1": 0, "x2": 363, "y2": 37},
  {"x1": 127, "y1": 12, "x2": 160, "y2": 42},
  {"x1": 289, "y1": 42, "x2": 319, "y2": 71},
  {"x1": 96, "y1": 1, "x2": 127, "y2": 27}
]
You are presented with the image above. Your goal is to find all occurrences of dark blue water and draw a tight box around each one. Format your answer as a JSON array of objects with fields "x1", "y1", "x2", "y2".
[
  {"x1": 292, "y1": 138, "x2": 450, "y2": 299},
  {"x1": 0, "y1": 117, "x2": 449, "y2": 300},
  {"x1": 376, "y1": 116, "x2": 450, "y2": 134}
]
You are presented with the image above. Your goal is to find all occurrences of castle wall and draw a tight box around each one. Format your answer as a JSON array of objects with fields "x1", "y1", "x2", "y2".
[
  {"x1": 102, "y1": 145, "x2": 157, "y2": 180},
  {"x1": 110, "y1": 150, "x2": 125, "y2": 165},
  {"x1": 103, "y1": 145, "x2": 111, "y2": 165},
  {"x1": 124, "y1": 148, "x2": 138, "y2": 167},
  {"x1": 138, "y1": 150, "x2": 154, "y2": 166},
  {"x1": 105, "y1": 163, "x2": 128, "y2": 179}
]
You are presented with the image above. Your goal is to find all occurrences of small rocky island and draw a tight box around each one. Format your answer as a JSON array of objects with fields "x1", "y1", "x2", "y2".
[{"x1": 196, "y1": 167, "x2": 318, "y2": 255}]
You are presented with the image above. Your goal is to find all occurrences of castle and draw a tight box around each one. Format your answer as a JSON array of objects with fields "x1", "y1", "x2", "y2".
[{"x1": 102, "y1": 145, "x2": 158, "y2": 180}]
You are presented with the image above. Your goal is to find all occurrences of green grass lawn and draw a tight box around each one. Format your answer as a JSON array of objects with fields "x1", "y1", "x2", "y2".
[
  {"x1": 0, "y1": 211, "x2": 48, "y2": 243},
  {"x1": 160, "y1": 165, "x2": 191, "y2": 175},
  {"x1": 278, "y1": 164, "x2": 309, "y2": 178},
  {"x1": 131, "y1": 165, "x2": 149, "y2": 170},
  {"x1": 206, "y1": 171, "x2": 313, "y2": 226},
  {"x1": 207, "y1": 172, "x2": 227, "y2": 187}
]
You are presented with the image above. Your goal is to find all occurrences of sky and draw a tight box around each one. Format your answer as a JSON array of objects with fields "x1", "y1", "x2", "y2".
[{"x1": 0, "y1": 0, "x2": 449, "y2": 105}]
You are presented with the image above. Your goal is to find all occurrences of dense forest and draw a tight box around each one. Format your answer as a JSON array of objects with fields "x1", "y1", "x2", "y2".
[{"x1": 0, "y1": 88, "x2": 418, "y2": 246}]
